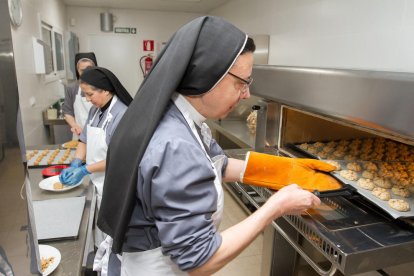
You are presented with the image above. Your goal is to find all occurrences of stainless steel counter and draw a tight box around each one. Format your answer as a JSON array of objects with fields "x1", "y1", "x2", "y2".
[{"x1": 27, "y1": 145, "x2": 94, "y2": 275}]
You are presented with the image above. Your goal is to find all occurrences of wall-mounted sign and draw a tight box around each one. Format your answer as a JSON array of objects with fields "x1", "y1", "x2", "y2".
[
  {"x1": 143, "y1": 40, "x2": 154, "y2": 51},
  {"x1": 114, "y1": 27, "x2": 137, "y2": 34}
]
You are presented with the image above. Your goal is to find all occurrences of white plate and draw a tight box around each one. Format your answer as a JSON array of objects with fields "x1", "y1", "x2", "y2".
[
  {"x1": 39, "y1": 244, "x2": 61, "y2": 275},
  {"x1": 39, "y1": 175, "x2": 83, "y2": 192}
]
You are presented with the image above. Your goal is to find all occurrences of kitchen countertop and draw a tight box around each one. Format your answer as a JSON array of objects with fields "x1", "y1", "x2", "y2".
[{"x1": 27, "y1": 144, "x2": 94, "y2": 275}]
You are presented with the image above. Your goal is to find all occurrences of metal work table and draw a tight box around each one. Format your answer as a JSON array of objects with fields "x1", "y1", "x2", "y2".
[{"x1": 27, "y1": 145, "x2": 95, "y2": 275}]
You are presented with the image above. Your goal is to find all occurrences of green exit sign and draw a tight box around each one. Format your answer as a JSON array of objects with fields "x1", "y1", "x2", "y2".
[{"x1": 114, "y1": 27, "x2": 137, "y2": 34}]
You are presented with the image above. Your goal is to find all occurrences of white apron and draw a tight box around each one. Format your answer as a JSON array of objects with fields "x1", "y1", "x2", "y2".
[
  {"x1": 121, "y1": 120, "x2": 224, "y2": 276},
  {"x1": 86, "y1": 96, "x2": 117, "y2": 247},
  {"x1": 73, "y1": 86, "x2": 93, "y2": 139}
]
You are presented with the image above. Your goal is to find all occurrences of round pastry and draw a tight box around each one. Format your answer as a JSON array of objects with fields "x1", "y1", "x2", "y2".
[
  {"x1": 299, "y1": 143, "x2": 309, "y2": 150},
  {"x1": 378, "y1": 169, "x2": 393, "y2": 179},
  {"x1": 373, "y1": 177, "x2": 392, "y2": 189},
  {"x1": 344, "y1": 154, "x2": 357, "y2": 161},
  {"x1": 361, "y1": 170, "x2": 375, "y2": 180},
  {"x1": 391, "y1": 178, "x2": 410, "y2": 187},
  {"x1": 53, "y1": 182, "x2": 64, "y2": 190},
  {"x1": 357, "y1": 178, "x2": 375, "y2": 190},
  {"x1": 339, "y1": 170, "x2": 358, "y2": 181},
  {"x1": 338, "y1": 139, "x2": 350, "y2": 146},
  {"x1": 332, "y1": 150, "x2": 346, "y2": 159},
  {"x1": 326, "y1": 141, "x2": 337, "y2": 148},
  {"x1": 325, "y1": 160, "x2": 341, "y2": 171},
  {"x1": 321, "y1": 146, "x2": 334, "y2": 153},
  {"x1": 391, "y1": 186, "x2": 411, "y2": 198},
  {"x1": 317, "y1": 151, "x2": 329, "y2": 159},
  {"x1": 346, "y1": 162, "x2": 362, "y2": 172},
  {"x1": 307, "y1": 147, "x2": 319, "y2": 154},
  {"x1": 313, "y1": 142, "x2": 325, "y2": 149},
  {"x1": 364, "y1": 162, "x2": 378, "y2": 172},
  {"x1": 388, "y1": 199, "x2": 410, "y2": 212},
  {"x1": 359, "y1": 153, "x2": 372, "y2": 161},
  {"x1": 372, "y1": 187, "x2": 391, "y2": 201}
]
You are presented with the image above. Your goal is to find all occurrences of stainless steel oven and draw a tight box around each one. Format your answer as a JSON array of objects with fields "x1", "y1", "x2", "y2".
[{"x1": 221, "y1": 65, "x2": 414, "y2": 276}]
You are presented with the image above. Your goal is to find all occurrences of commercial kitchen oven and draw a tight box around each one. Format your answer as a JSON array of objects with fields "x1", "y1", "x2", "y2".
[{"x1": 221, "y1": 65, "x2": 414, "y2": 276}]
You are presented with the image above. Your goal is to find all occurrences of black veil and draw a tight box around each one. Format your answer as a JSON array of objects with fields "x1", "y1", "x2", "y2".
[{"x1": 98, "y1": 16, "x2": 247, "y2": 253}]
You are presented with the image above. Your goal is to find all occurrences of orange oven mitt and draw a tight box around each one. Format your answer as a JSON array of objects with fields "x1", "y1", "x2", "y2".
[{"x1": 241, "y1": 151, "x2": 342, "y2": 192}]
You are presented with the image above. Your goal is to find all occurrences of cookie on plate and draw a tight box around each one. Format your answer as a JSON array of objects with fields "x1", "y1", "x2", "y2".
[{"x1": 388, "y1": 199, "x2": 410, "y2": 212}]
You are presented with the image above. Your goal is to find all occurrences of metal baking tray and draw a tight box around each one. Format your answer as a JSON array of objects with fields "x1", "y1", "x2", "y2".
[
  {"x1": 330, "y1": 160, "x2": 414, "y2": 219},
  {"x1": 289, "y1": 143, "x2": 414, "y2": 218},
  {"x1": 26, "y1": 149, "x2": 76, "y2": 168}
]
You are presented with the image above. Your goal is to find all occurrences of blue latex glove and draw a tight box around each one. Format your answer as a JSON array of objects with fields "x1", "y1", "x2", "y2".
[
  {"x1": 70, "y1": 158, "x2": 83, "y2": 168},
  {"x1": 59, "y1": 167, "x2": 76, "y2": 183},
  {"x1": 60, "y1": 165, "x2": 90, "y2": 186}
]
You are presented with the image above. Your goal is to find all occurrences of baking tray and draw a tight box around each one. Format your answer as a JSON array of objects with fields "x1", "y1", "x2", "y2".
[
  {"x1": 292, "y1": 139, "x2": 414, "y2": 162},
  {"x1": 330, "y1": 160, "x2": 414, "y2": 219},
  {"x1": 289, "y1": 142, "x2": 414, "y2": 218},
  {"x1": 26, "y1": 149, "x2": 76, "y2": 168}
]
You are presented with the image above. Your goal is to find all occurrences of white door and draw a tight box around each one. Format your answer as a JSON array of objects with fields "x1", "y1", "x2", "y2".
[{"x1": 87, "y1": 35, "x2": 141, "y2": 97}]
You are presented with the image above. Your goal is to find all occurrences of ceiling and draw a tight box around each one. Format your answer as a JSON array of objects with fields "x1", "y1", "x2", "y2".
[{"x1": 62, "y1": 0, "x2": 231, "y2": 13}]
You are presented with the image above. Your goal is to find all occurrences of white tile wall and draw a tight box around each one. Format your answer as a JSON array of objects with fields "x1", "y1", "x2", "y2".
[
  {"x1": 11, "y1": 0, "x2": 67, "y2": 146},
  {"x1": 212, "y1": 0, "x2": 414, "y2": 73}
]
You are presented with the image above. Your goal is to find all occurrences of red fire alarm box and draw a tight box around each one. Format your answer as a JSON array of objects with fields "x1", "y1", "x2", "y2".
[{"x1": 143, "y1": 40, "x2": 154, "y2": 51}]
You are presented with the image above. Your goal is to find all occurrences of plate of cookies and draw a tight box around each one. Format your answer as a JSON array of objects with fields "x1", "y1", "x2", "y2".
[
  {"x1": 39, "y1": 244, "x2": 61, "y2": 275},
  {"x1": 39, "y1": 175, "x2": 83, "y2": 192}
]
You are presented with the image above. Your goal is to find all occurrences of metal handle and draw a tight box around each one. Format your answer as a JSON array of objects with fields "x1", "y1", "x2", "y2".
[
  {"x1": 271, "y1": 220, "x2": 338, "y2": 276},
  {"x1": 313, "y1": 184, "x2": 357, "y2": 198}
]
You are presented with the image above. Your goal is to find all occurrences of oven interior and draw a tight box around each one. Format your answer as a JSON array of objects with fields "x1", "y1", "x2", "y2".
[{"x1": 267, "y1": 105, "x2": 414, "y2": 274}]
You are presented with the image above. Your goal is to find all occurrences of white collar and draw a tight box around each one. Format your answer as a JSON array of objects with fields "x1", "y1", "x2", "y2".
[{"x1": 172, "y1": 92, "x2": 206, "y2": 128}]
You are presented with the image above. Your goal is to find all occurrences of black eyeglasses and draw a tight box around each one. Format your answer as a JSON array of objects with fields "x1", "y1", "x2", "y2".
[{"x1": 228, "y1": 72, "x2": 253, "y2": 93}]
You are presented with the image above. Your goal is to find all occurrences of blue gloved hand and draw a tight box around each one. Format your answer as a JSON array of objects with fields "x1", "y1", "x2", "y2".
[
  {"x1": 70, "y1": 158, "x2": 83, "y2": 168},
  {"x1": 60, "y1": 165, "x2": 90, "y2": 186},
  {"x1": 59, "y1": 167, "x2": 76, "y2": 183}
]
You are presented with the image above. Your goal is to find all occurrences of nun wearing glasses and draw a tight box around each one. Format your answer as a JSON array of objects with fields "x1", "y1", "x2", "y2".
[{"x1": 99, "y1": 16, "x2": 338, "y2": 275}]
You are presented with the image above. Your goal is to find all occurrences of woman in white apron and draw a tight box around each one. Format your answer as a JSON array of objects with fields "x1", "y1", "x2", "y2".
[
  {"x1": 100, "y1": 16, "x2": 329, "y2": 276},
  {"x1": 59, "y1": 66, "x2": 132, "y2": 276},
  {"x1": 62, "y1": 53, "x2": 97, "y2": 140}
]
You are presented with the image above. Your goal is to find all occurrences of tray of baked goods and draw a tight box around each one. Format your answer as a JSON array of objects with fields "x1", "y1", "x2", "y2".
[
  {"x1": 26, "y1": 148, "x2": 76, "y2": 168},
  {"x1": 294, "y1": 137, "x2": 414, "y2": 162},
  {"x1": 324, "y1": 160, "x2": 414, "y2": 218},
  {"x1": 292, "y1": 138, "x2": 414, "y2": 218}
]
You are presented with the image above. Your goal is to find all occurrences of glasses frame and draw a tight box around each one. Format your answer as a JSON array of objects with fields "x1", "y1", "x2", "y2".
[{"x1": 228, "y1": 71, "x2": 253, "y2": 94}]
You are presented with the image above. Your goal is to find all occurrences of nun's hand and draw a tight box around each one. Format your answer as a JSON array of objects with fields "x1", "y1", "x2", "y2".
[{"x1": 60, "y1": 165, "x2": 90, "y2": 185}]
